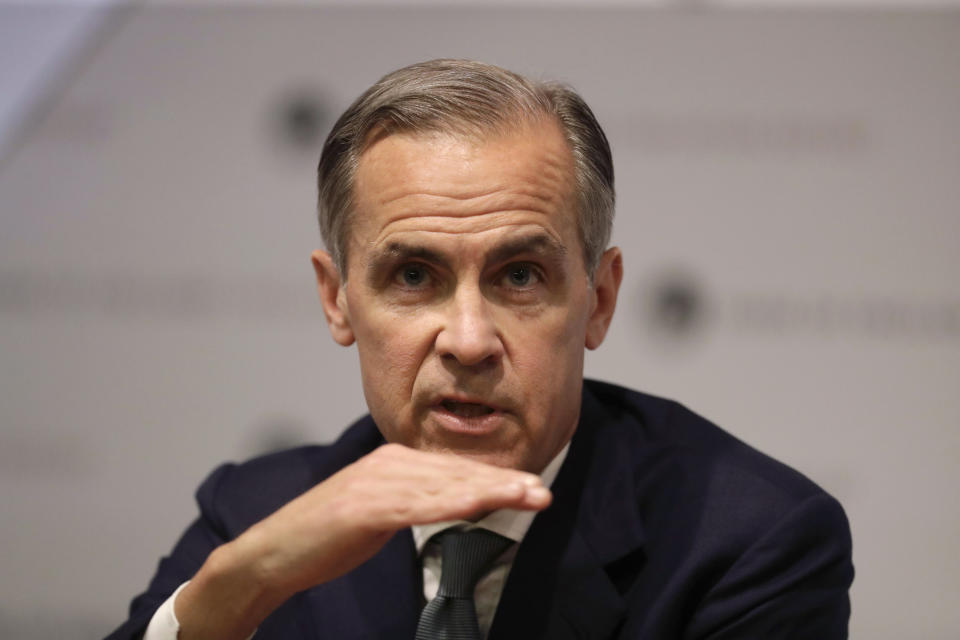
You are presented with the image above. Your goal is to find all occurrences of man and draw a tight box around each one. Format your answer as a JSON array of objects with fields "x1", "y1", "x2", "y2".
[{"x1": 108, "y1": 59, "x2": 853, "y2": 640}]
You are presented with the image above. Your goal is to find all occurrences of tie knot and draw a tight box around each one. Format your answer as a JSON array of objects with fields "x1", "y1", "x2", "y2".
[{"x1": 436, "y1": 528, "x2": 513, "y2": 598}]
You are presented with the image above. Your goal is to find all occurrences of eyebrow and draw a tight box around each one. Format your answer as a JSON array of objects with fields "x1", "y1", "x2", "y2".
[
  {"x1": 486, "y1": 232, "x2": 567, "y2": 266},
  {"x1": 366, "y1": 243, "x2": 447, "y2": 284},
  {"x1": 365, "y1": 232, "x2": 568, "y2": 285}
]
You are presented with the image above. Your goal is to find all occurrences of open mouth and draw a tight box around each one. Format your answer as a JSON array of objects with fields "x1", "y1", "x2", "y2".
[{"x1": 440, "y1": 400, "x2": 496, "y2": 418}]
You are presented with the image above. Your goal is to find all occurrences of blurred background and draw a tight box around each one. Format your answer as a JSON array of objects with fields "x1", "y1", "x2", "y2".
[{"x1": 1, "y1": 0, "x2": 958, "y2": 637}]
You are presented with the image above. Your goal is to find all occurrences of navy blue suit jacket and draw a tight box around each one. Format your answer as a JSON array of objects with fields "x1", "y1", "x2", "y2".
[{"x1": 107, "y1": 380, "x2": 853, "y2": 639}]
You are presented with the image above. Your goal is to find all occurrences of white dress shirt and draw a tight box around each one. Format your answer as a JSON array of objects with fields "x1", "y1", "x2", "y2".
[{"x1": 144, "y1": 444, "x2": 569, "y2": 640}]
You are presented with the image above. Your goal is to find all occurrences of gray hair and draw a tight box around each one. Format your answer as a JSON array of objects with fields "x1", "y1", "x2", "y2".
[{"x1": 317, "y1": 59, "x2": 614, "y2": 279}]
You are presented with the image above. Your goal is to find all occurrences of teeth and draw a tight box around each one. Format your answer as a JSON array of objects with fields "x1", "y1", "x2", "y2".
[{"x1": 442, "y1": 401, "x2": 494, "y2": 417}]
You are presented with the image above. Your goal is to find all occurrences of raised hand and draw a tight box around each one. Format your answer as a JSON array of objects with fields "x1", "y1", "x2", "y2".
[{"x1": 174, "y1": 444, "x2": 552, "y2": 640}]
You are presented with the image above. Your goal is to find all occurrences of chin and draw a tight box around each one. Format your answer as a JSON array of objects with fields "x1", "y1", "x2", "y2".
[
  {"x1": 467, "y1": 451, "x2": 525, "y2": 469},
  {"x1": 426, "y1": 444, "x2": 526, "y2": 471}
]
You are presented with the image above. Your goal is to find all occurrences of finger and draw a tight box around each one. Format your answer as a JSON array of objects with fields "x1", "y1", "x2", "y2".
[
  {"x1": 371, "y1": 444, "x2": 546, "y2": 490},
  {"x1": 379, "y1": 477, "x2": 552, "y2": 526},
  {"x1": 325, "y1": 444, "x2": 553, "y2": 528},
  {"x1": 447, "y1": 483, "x2": 552, "y2": 519}
]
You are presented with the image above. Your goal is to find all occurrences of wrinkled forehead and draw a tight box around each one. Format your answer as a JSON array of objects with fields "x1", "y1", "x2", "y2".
[{"x1": 350, "y1": 121, "x2": 579, "y2": 238}]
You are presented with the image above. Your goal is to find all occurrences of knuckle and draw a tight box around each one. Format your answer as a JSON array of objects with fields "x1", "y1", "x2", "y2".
[{"x1": 388, "y1": 502, "x2": 414, "y2": 522}]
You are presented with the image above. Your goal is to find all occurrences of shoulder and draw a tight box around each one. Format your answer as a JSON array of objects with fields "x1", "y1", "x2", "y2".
[
  {"x1": 193, "y1": 415, "x2": 384, "y2": 537},
  {"x1": 584, "y1": 378, "x2": 830, "y2": 500},
  {"x1": 579, "y1": 380, "x2": 853, "y2": 634},
  {"x1": 581, "y1": 378, "x2": 850, "y2": 554},
  {"x1": 575, "y1": 381, "x2": 853, "y2": 638}
]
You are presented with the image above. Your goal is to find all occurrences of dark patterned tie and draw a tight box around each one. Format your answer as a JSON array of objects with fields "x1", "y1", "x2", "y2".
[{"x1": 415, "y1": 528, "x2": 513, "y2": 640}]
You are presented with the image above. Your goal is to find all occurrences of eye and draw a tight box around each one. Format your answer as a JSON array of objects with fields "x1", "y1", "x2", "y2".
[
  {"x1": 503, "y1": 263, "x2": 540, "y2": 288},
  {"x1": 395, "y1": 263, "x2": 430, "y2": 288}
]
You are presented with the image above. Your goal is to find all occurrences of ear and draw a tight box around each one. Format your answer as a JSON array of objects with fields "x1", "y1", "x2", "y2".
[
  {"x1": 311, "y1": 249, "x2": 355, "y2": 346},
  {"x1": 585, "y1": 247, "x2": 623, "y2": 350}
]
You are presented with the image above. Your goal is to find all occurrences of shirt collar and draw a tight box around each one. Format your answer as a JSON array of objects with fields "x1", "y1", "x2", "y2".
[{"x1": 412, "y1": 442, "x2": 570, "y2": 554}]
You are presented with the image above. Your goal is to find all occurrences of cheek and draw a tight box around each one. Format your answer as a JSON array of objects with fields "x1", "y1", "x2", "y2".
[
  {"x1": 353, "y1": 309, "x2": 432, "y2": 399},
  {"x1": 506, "y1": 306, "x2": 587, "y2": 393},
  {"x1": 357, "y1": 328, "x2": 420, "y2": 375}
]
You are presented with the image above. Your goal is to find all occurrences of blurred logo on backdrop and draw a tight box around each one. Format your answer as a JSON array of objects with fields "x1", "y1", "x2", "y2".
[
  {"x1": 637, "y1": 266, "x2": 960, "y2": 347},
  {"x1": 642, "y1": 268, "x2": 710, "y2": 344},
  {"x1": 269, "y1": 87, "x2": 332, "y2": 156}
]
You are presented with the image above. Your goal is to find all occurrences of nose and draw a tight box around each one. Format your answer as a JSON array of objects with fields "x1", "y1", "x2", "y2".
[{"x1": 434, "y1": 284, "x2": 504, "y2": 367}]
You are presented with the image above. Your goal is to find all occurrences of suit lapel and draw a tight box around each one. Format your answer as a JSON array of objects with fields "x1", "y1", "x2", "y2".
[
  {"x1": 489, "y1": 386, "x2": 647, "y2": 640},
  {"x1": 301, "y1": 528, "x2": 422, "y2": 639}
]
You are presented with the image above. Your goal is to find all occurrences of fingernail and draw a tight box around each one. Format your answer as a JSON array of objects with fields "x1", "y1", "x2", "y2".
[
  {"x1": 528, "y1": 486, "x2": 551, "y2": 502},
  {"x1": 521, "y1": 475, "x2": 541, "y2": 487}
]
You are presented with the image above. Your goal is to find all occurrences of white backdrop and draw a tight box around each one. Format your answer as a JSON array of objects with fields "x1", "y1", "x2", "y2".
[{"x1": 1, "y1": 6, "x2": 958, "y2": 638}]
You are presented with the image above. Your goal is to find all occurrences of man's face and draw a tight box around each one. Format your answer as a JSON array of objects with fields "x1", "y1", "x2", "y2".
[{"x1": 314, "y1": 119, "x2": 620, "y2": 474}]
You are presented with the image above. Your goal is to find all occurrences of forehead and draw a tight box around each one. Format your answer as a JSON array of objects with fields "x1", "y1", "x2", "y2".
[{"x1": 347, "y1": 120, "x2": 579, "y2": 257}]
